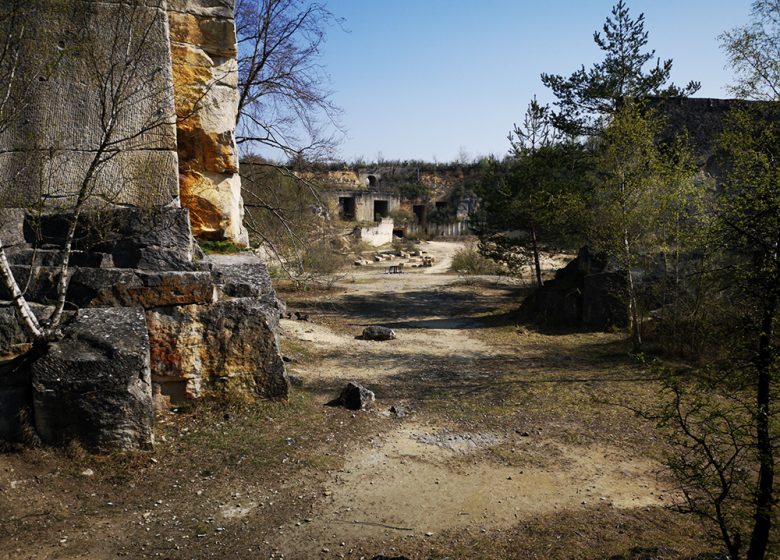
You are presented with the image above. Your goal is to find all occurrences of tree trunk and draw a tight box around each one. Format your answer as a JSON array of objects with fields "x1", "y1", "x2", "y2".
[
  {"x1": 623, "y1": 227, "x2": 641, "y2": 352},
  {"x1": 531, "y1": 224, "x2": 543, "y2": 287},
  {"x1": 746, "y1": 287, "x2": 776, "y2": 560},
  {"x1": 0, "y1": 238, "x2": 43, "y2": 340}
]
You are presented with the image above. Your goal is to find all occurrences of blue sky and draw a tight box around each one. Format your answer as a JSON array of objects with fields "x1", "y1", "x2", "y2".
[{"x1": 319, "y1": 0, "x2": 752, "y2": 163}]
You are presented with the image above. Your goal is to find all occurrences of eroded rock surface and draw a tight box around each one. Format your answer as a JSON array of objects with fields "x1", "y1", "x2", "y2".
[
  {"x1": 31, "y1": 307, "x2": 155, "y2": 451},
  {"x1": 168, "y1": 0, "x2": 248, "y2": 245},
  {"x1": 147, "y1": 297, "x2": 288, "y2": 404}
]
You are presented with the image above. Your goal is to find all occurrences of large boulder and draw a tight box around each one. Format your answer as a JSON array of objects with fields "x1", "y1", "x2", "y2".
[
  {"x1": 19, "y1": 208, "x2": 199, "y2": 271},
  {"x1": 0, "y1": 352, "x2": 35, "y2": 443},
  {"x1": 582, "y1": 271, "x2": 627, "y2": 328},
  {"x1": 147, "y1": 298, "x2": 288, "y2": 404},
  {"x1": 30, "y1": 307, "x2": 154, "y2": 451},
  {"x1": 520, "y1": 246, "x2": 627, "y2": 330}
]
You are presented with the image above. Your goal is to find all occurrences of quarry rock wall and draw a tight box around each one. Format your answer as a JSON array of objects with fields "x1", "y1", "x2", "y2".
[
  {"x1": 0, "y1": 208, "x2": 288, "y2": 450},
  {"x1": 0, "y1": 0, "x2": 249, "y2": 246},
  {"x1": 168, "y1": 0, "x2": 249, "y2": 246},
  {"x1": 0, "y1": 0, "x2": 180, "y2": 209}
]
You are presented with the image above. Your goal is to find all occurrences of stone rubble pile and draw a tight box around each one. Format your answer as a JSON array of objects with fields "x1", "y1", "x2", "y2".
[{"x1": 0, "y1": 207, "x2": 287, "y2": 451}]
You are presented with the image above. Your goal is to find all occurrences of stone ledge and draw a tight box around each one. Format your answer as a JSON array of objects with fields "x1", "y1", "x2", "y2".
[{"x1": 2, "y1": 266, "x2": 216, "y2": 309}]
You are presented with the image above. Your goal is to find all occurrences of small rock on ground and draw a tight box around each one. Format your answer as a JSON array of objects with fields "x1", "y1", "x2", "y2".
[
  {"x1": 327, "y1": 382, "x2": 375, "y2": 410},
  {"x1": 361, "y1": 326, "x2": 396, "y2": 341}
]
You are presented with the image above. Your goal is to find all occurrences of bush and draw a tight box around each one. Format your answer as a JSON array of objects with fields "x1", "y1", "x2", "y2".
[
  {"x1": 392, "y1": 237, "x2": 419, "y2": 253},
  {"x1": 388, "y1": 208, "x2": 414, "y2": 224},
  {"x1": 301, "y1": 241, "x2": 348, "y2": 274},
  {"x1": 450, "y1": 245, "x2": 504, "y2": 275}
]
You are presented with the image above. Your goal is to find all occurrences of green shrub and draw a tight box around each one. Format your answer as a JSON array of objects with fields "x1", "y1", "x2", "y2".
[{"x1": 388, "y1": 208, "x2": 414, "y2": 224}]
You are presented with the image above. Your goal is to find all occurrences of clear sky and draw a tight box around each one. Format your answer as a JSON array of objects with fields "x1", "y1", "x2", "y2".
[{"x1": 319, "y1": 0, "x2": 752, "y2": 163}]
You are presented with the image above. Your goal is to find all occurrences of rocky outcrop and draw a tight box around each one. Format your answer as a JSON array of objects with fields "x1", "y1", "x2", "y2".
[
  {"x1": 168, "y1": 0, "x2": 249, "y2": 246},
  {"x1": 520, "y1": 247, "x2": 627, "y2": 330}
]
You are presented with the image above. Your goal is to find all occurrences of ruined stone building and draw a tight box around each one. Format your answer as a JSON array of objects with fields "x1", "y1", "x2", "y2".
[{"x1": 302, "y1": 165, "x2": 477, "y2": 245}]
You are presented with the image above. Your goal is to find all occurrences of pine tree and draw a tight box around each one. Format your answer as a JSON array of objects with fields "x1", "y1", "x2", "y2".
[
  {"x1": 541, "y1": 0, "x2": 700, "y2": 136},
  {"x1": 472, "y1": 99, "x2": 591, "y2": 286}
]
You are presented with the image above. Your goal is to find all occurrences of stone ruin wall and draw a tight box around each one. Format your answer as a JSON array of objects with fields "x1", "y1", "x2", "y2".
[
  {"x1": 0, "y1": 0, "x2": 180, "y2": 209},
  {"x1": 168, "y1": 0, "x2": 249, "y2": 246},
  {"x1": 0, "y1": 0, "x2": 248, "y2": 246}
]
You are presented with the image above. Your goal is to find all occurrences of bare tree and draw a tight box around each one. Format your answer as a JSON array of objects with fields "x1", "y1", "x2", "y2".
[
  {"x1": 232, "y1": 0, "x2": 345, "y2": 279},
  {"x1": 234, "y1": 0, "x2": 343, "y2": 161}
]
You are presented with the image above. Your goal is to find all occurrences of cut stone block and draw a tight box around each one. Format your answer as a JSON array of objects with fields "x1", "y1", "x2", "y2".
[
  {"x1": 147, "y1": 297, "x2": 288, "y2": 403},
  {"x1": 30, "y1": 307, "x2": 154, "y2": 451}
]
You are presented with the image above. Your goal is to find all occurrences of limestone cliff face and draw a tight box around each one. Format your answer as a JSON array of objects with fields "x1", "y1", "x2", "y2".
[
  {"x1": 168, "y1": 0, "x2": 248, "y2": 246},
  {"x1": 0, "y1": 1, "x2": 180, "y2": 209}
]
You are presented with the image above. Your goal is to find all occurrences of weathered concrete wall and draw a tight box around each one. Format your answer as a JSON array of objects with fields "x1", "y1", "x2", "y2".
[
  {"x1": 168, "y1": 0, "x2": 249, "y2": 246},
  {"x1": 329, "y1": 189, "x2": 401, "y2": 223},
  {"x1": 355, "y1": 218, "x2": 395, "y2": 247},
  {"x1": 406, "y1": 220, "x2": 470, "y2": 237},
  {"x1": 0, "y1": 0, "x2": 180, "y2": 209}
]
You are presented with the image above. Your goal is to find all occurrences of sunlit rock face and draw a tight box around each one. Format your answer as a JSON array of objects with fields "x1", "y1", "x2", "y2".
[
  {"x1": 0, "y1": 0, "x2": 179, "y2": 209},
  {"x1": 168, "y1": 0, "x2": 249, "y2": 246}
]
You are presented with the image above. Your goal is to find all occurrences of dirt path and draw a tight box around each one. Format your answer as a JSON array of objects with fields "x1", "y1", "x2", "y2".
[{"x1": 274, "y1": 241, "x2": 693, "y2": 558}]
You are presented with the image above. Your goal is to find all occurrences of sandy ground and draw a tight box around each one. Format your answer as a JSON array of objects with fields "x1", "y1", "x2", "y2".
[{"x1": 274, "y1": 240, "x2": 679, "y2": 558}]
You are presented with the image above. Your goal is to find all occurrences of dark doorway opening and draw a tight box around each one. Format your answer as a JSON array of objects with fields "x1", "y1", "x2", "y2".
[
  {"x1": 412, "y1": 205, "x2": 426, "y2": 224},
  {"x1": 339, "y1": 196, "x2": 356, "y2": 220},
  {"x1": 393, "y1": 228, "x2": 405, "y2": 238},
  {"x1": 373, "y1": 200, "x2": 389, "y2": 220},
  {"x1": 367, "y1": 175, "x2": 378, "y2": 187}
]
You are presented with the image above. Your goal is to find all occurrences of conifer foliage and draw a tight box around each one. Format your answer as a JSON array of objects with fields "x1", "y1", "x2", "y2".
[{"x1": 541, "y1": 0, "x2": 700, "y2": 135}]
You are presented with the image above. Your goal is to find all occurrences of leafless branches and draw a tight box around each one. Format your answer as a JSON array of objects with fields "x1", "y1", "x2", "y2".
[{"x1": 234, "y1": 0, "x2": 343, "y2": 161}]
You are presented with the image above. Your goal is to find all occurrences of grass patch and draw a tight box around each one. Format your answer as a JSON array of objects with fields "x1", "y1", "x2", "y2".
[{"x1": 199, "y1": 240, "x2": 245, "y2": 254}]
